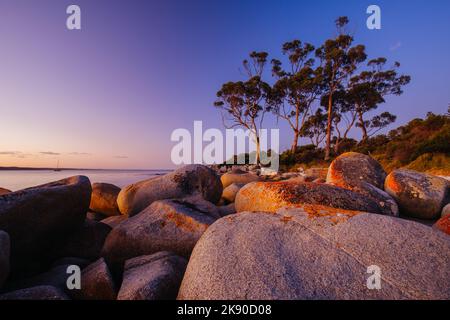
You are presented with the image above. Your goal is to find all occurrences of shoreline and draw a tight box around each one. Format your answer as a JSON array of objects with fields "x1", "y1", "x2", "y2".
[{"x1": 0, "y1": 167, "x2": 172, "y2": 172}]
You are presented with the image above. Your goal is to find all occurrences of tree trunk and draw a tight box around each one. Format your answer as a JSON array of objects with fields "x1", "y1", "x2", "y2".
[
  {"x1": 291, "y1": 130, "x2": 299, "y2": 153},
  {"x1": 358, "y1": 111, "x2": 368, "y2": 141},
  {"x1": 324, "y1": 93, "x2": 333, "y2": 160},
  {"x1": 255, "y1": 135, "x2": 261, "y2": 165},
  {"x1": 334, "y1": 139, "x2": 340, "y2": 154}
]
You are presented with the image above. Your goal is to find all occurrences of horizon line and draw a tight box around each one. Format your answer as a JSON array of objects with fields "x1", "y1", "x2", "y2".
[{"x1": 0, "y1": 166, "x2": 174, "y2": 172}]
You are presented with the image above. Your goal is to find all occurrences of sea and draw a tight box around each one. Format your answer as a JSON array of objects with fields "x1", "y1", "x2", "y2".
[{"x1": 0, "y1": 169, "x2": 172, "y2": 192}]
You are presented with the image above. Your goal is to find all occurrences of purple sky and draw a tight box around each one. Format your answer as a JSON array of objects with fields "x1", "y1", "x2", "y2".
[{"x1": 0, "y1": 0, "x2": 449, "y2": 169}]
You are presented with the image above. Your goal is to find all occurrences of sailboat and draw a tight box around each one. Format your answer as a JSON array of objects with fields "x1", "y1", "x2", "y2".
[{"x1": 54, "y1": 159, "x2": 62, "y2": 172}]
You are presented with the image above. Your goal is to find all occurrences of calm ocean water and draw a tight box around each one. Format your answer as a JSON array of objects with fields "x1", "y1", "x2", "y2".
[{"x1": 0, "y1": 169, "x2": 172, "y2": 191}]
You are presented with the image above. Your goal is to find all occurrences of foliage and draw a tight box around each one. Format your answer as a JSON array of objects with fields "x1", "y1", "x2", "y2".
[{"x1": 280, "y1": 111, "x2": 450, "y2": 174}]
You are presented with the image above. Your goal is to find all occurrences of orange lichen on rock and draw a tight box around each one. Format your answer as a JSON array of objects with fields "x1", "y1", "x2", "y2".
[
  {"x1": 385, "y1": 173, "x2": 403, "y2": 194},
  {"x1": 433, "y1": 215, "x2": 450, "y2": 235},
  {"x1": 280, "y1": 215, "x2": 293, "y2": 223},
  {"x1": 164, "y1": 209, "x2": 206, "y2": 233},
  {"x1": 300, "y1": 203, "x2": 362, "y2": 221}
]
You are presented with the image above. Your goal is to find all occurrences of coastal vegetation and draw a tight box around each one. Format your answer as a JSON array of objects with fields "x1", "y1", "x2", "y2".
[{"x1": 215, "y1": 16, "x2": 422, "y2": 168}]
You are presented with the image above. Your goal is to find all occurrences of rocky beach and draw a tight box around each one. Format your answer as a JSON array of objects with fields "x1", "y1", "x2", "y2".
[{"x1": 0, "y1": 152, "x2": 448, "y2": 300}]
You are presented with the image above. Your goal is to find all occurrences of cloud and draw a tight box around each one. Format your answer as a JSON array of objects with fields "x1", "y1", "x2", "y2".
[
  {"x1": 0, "y1": 151, "x2": 21, "y2": 155},
  {"x1": 0, "y1": 151, "x2": 31, "y2": 158},
  {"x1": 68, "y1": 152, "x2": 92, "y2": 156},
  {"x1": 40, "y1": 151, "x2": 61, "y2": 156},
  {"x1": 114, "y1": 155, "x2": 128, "y2": 159},
  {"x1": 390, "y1": 41, "x2": 402, "y2": 51}
]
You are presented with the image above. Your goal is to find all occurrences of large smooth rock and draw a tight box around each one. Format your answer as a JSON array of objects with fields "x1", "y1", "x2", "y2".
[
  {"x1": 118, "y1": 165, "x2": 222, "y2": 216},
  {"x1": 325, "y1": 153, "x2": 397, "y2": 216},
  {"x1": 4, "y1": 264, "x2": 72, "y2": 292},
  {"x1": 433, "y1": 215, "x2": 450, "y2": 235},
  {"x1": 0, "y1": 188, "x2": 11, "y2": 196},
  {"x1": 89, "y1": 183, "x2": 121, "y2": 216},
  {"x1": 220, "y1": 172, "x2": 260, "y2": 189},
  {"x1": 102, "y1": 198, "x2": 217, "y2": 269},
  {"x1": 101, "y1": 215, "x2": 128, "y2": 228},
  {"x1": 86, "y1": 211, "x2": 107, "y2": 221},
  {"x1": 235, "y1": 181, "x2": 384, "y2": 214},
  {"x1": 118, "y1": 252, "x2": 187, "y2": 300},
  {"x1": 52, "y1": 257, "x2": 90, "y2": 269},
  {"x1": 222, "y1": 183, "x2": 244, "y2": 203},
  {"x1": 71, "y1": 258, "x2": 117, "y2": 300},
  {"x1": 442, "y1": 203, "x2": 450, "y2": 217},
  {"x1": 0, "y1": 176, "x2": 91, "y2": 271},
  {"x1": 51, "y1": 220, "x2": 112, "y2": 261},
  {"x1": 385, "y1": 169, "x2": 449, "y2": 219},
  {"x1": 0, "y1": 231, "x2": 10, "y2": 287},
  {"x1": 0, "y1": 285, "x2": 69, "y2": 300},
  {"x1": 343, "y1": 182, "x2": 399, "y2": 216},
  {"x1": 327, "y1": 152, "x2": 386, "y2": 189},
  {"x1": 178, "y1": 209, "x2": 450, "y2": 300},
  {"x1": 218, "y1": 203, "x2": 236, "y2": 217}
]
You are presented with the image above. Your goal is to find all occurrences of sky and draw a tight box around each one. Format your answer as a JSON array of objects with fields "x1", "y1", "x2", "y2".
[{"x1": 0, "y1": 0, "x2": 449, "y2": 169}]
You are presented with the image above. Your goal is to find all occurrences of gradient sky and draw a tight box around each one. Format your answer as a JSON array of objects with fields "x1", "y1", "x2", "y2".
[{"x1": 0, "y1": 0, "x2": 449, "y2": 169}]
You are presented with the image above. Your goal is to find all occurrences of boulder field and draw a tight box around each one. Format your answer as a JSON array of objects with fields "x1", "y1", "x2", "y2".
[
  {"x1": 0, "y1": 158, "x2": 448, "y2": 300},
  {"x1": 117, "y1": 164, "x2": 223, "y2": 216}
]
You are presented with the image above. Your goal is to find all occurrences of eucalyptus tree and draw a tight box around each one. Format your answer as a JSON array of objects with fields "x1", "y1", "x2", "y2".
[
  {"x1": 214, "y1": 52, "x2": 271, "y2": 164},
  {"x1": 315, "y1": 16, "x2": 367, "y2": 160},
  {"x1": 270, "y1": 40, "x2": 323, "y2": 152},
  {"x1": 349, "y1": 57, "x2": 411, "y2": 141},
  {"x1": 300, "y1": 108, "x2": 328, "y2": 147}
]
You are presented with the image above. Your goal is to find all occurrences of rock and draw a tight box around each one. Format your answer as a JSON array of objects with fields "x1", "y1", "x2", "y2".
[
  {"x1": 433, "y1": 215, "x2": 450, "y2": 235},
  {"x1": 326, "y1": 152, "x2": 386, "y2": 189},
  {"x1": 218, "y1": 203, "x2": 236, "y2": 217},
  {"x1": 178, "y1": 209, "x2": 450, "y2": 300},
  {"x1": 71, "y1": 258, "x2": 117, "y2": 300},
  {"x1": 89, "y1": 183, "x2": 121, "y2": 217},
  {"x1": 118, "y1": 252, "x2": 187, "y2": 300},
  {"x1": 102, "y1": 199, "x2": 217, "y2": 270},
  {"x1": 260, "y1": 168, "x2": 278, "y2": 176},
  {"x1": 101, "y1": 215, "x2": 128, "y2": 228},
  {"x1": 222, "y1": 183, "x2": 245, "y2": 203},
  {"x1": 51, "y1": 257, "x2": 90, "y2": 269},
  {"x1": 281, "y1": 172, "x2": 302, "y2": 180},
  {"x1": 179, "y1": 195, "x2": 221, "y2": 219},
  {"x1": 442, "y1": 203, "x2": 450, "y2": 217},
  {"x1": 4, "y1": 264, "x2": 72, "y2": 292},
  {"x1": 117, "y1": 165, "x2": 222, "y2": 216},
  {"x1": 286, "y1": 176, "x2": 306, "y2": 183},
  {"x1": 385, "y1": 169, "x2": 449, "y2": 219},
  {"x1": 304, "y1": 167, "x2": 328, "y2": 181},
  {"x1": 0, "y1": 285, "x2": 69, "y2": 300},
  {"x1": 0, "y1": 231, "x2": 10, "y2": 288},
  {"x1": 0, "y1": 188, "x2": 11, "y2": 196},
  {"x1": 219, "y1": 166, "x2": 228, "y2": 174},
  {"x1": 235, "y1": 181, "x2": 385, "y2": 214},
  {"x1": 324, "y1": 153, "x2": 397, "y2": 216},
  {"x1": 51, "y1": 220, "x2": 112, "y2": 261},
  {"x1": 312, "y1": 178, "x2": 325, "y2": 184},
  {"x1": 0, "y1": 176, "x2": 91, "y2": 272},
  {"x1": 87, "y1": 211, "x2": 108, "y2": 221},
  {"x1": 344, "y1": 182, "x2": 399, "y2": 216},
  {"x1": 220, "y1": 172, "x2": 260, "y2": 189}
]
